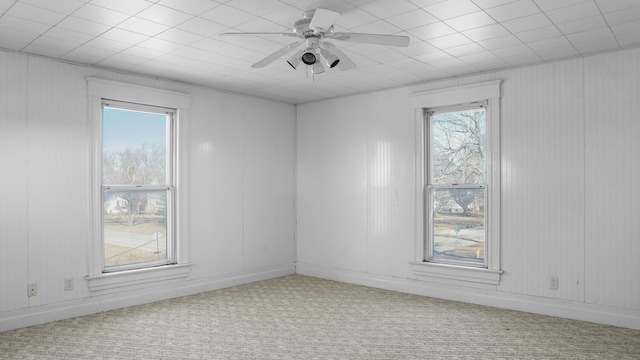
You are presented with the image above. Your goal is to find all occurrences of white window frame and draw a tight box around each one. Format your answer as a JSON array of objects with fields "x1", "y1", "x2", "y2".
[
  {"x1": 410, "y1": 81, "x2": 502, "y2": 286},
  {"x1": 87, "y1": 78, "x2": 191, "y2": 293}
]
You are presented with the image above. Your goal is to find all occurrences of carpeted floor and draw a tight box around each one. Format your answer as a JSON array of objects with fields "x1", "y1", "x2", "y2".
[{"x1": 1, "y1": 275, "x2": 639, "y2": 359}]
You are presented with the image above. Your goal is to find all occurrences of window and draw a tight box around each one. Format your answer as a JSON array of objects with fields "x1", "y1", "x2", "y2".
[
  {"x1": 101, "y1": 101, "x2": 175, "y2": 271},
  {"x1": 87, "y1": 78, "x2": 190, "y2": 292},
  {"x1": 426, "y1": 105, "x2": 487, "y2": 267},
  {"x1": 410, "y1": 81, "x2": 501, "y2": 285}
]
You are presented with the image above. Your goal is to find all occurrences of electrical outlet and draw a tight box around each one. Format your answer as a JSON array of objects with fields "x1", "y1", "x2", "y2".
[
  {"x1": 549, "y1": 276, "x2": 559, "y2": 290},
  {"x1": 64, "y1": 278, "x2": 74, "y2": 291},
  {"x1": 27, "y1": 283, "x2": 37, "y2": 297}
]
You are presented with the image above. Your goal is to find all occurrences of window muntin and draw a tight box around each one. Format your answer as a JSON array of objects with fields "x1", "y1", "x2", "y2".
[
  {"x1": 101, "y1": 101, "x2": 176, "y2": 272},
  {"x1": 426, "y1": 106, "x2": 487, "y2": 267}
]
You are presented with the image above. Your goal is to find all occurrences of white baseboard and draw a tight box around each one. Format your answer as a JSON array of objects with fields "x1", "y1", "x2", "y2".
[
  {"x1": 296, "y1": 262, "x2": 640, "y2": 330},
  {"x1": 0, "y1": 264, "x2": 295, "y2": 332}
]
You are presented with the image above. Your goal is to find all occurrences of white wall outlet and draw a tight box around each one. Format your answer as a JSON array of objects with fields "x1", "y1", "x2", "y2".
[
  {"x1": 549, "y1": 276, "x2": 559, "y2": 290},
  {"x1": 64, "y1": 278, "x2": 74, "y2": 291},
  {"x1": 27, "y1": 283, "x2": 37, "y2": 297}
]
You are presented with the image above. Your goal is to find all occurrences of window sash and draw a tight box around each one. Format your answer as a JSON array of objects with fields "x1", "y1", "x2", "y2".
[
  {"x1": 425, "y1": 105, "x2": 488, "y2": 268},
  {"x1": 100, "y1": 101, "x2": 177, "y2": 272}
]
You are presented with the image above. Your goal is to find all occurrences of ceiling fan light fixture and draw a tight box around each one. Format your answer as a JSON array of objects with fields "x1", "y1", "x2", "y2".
[
  {"x1": 312, "y1": 62, "x2": 324, "y2": 74},
  {"x1": 301, "y1": 51, "x2": 317, "y2": 65},
  {"x1": 320, "y1": 48, "x2": 340, "y2": 68},
  {"x1": 287, "y1": 49, "x2": 304, "y2": 69}
]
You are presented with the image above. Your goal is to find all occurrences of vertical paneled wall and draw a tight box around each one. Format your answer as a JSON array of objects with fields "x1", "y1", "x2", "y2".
[
  {"x1": 296, "y1": 48, "x2": 640, "y2": 317},
  {"x1": 498, "y1": 59, "x2": 586, "y2": 302},
  {"x1": 0, "y1": 52, "x2": 29, "y2": 312},
  {"x1": 584, "y1": 50, "x2": 640, "y2": 309},
  {"x1": 0, "y1": 50, "x2": 296, "y2": 321}
]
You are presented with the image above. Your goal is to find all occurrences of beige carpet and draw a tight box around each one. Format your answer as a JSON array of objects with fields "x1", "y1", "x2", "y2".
[{"x1": 1, "y1": 275, "x2": 638, "y2": 359}]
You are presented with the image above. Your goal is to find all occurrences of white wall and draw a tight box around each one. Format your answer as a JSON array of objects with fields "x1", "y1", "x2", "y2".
[
  {"x1": 296, "y1": 48, "x2": 640, "y2": 330},
  {"x1": 0, "y1": 50, "x2": 296, "y2": 330}
]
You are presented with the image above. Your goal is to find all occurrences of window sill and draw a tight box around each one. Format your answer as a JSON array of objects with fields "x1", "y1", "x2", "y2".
[
  {"x1": 87, "y1": 263, "x2": 192, "y2": 294},
  {"x1": 410, "y1": 261, "x2": 502, "y2": 285}
]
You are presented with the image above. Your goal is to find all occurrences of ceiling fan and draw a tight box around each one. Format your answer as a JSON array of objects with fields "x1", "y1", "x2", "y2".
[{"x1": 220, "y1": 8, "x2": 410, "y2": 74}]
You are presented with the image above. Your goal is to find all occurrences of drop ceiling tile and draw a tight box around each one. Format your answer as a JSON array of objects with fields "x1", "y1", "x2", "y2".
[
  {"x1": 0, "y1": 0, "x2": 13, "y2": 13},
  {"x1": 261, "y1": 6, "x2": 305, "y2": 28},
  {"x1": 157, "y1": 0, "x2": 219, "y2": 16},
  {"x1": 491, "y1": 43, "x2": 534, "y2": 57},
  {"x1": 386, "y1": 9, "x2": 439, "y2": 29},
  {"x1": 603, "y1": 6, "x2": 640, "y2": 26},
  {"x1": 424, "y1": 0, "x2": 481, "y2": 20},
  {"x1": 136, "y1": 4, "x2": 193, "y2": 27},
  {"x1": 31, "y1": 36, "x2": 83, "y2": 53},
  {"x1": 407, "y1": 0, "x2": 447, "y2": 8},
  {"x1": 0, "y1": 26, "x2": 38, "y2": 50},
  {"x1": 572, "y1": 37, "x2": 620, "y2": 53},
  {"x1": 414, "y1": 49, "x2": 454, "y2": 62},
  {"x1": 90, "y1": 0, "x2": 152, "y2": 15},
  {"x1": 72, "y1": 4, "x2": 130, "y2": 27},
  {"x1": 177, "y1": 17, "x2": 228, "y2": 37},
  {"x1": 62, "y1": 45, "x2": 113, "y2": 64},
  {"x1": 556, "y1": 14, "x2": 607, "y2": 34},
  {"x1": 97, "y1": 52, "x2": 148, "y2": 68},
  {"x1": 428, "y1": 33, "x2": 472, "y2": 49},
  {"x1": 44, "y1": 26, "x2": 94, "y2": 44},
  {"x1": 117, "y1": 16, "x2": 170, "y2": 36},
  {"x1": 200, "y1": 4, "x2": 255, "y2": 27},
  {"x1": 444, "y1": 11, "x2": 496, "y2": 32},
  {"x1": 485, "y1": 0, "x2": 541, "y2": 22},
  {"x1": 462, "y1": 23, "x2": 510, "y2": 41},
  {"x1": 6, "y1": 2, "x2": 66, "y2": 26},
  {"x1": 0, "y1": 14, "x2": 50, "y2": 34},
  {"x1": 395, "y1": 40, "x2": 438, "y2": 56},
  {"x1": 477, "y1": 34, "x2": 523, "y2": 50},
  {"x1": 334, "y1": 7, "x2": 378, "y2": 29},
  {"x1": 407, "y1": 21, "x2": 456, "y2": 40},
  {"x1": 234, "y1": 17, "x2": 288, "y2": 32},
  {"x1": 19, "y1": 0, "x2": 85, "y2": 14},
  {"x1": 515, "y1": 25, "x2": 562, "y2": 42},
  {"x1": 22, "y1": 43, "x2": 70, "y2": 58},
  {"x1": 368, "y1": 48, "x2": 406, "y2": 63},
  {"x1": 535, "y1": 45, "x2": 579, "y2": 60},
  {"x1": 444, "y1": 42, "x2": 485, "y2": 57},
  {"x1": 545, "y1": 1, "x2": 600, "y2": 23},
  {"x1": 566, "y1": 26, "x2": 615, "y2": 44},
  {"x1": 137, "y1": 37, "x2": 184, "y2": 53},
  {"x1": 83, "y1": 37, "x2": 131, "y2": 53},
  {"x1": 595, "y1": 0, "x2": 639, "y2": 13},
  {"x1": 471, "y1": 0, "x2": 519, "y2": 9},
  {"x1": 611, "y1": 19, "x2": 640, "y2": 46},
  {"x1": 500, "y1": 50, "x2": 542, "y2": 66},
  {"x1": 101, "y1": 28, "x2": 149, "y2": 46},
  {"x1": 226, "y1": 0, "x2": 287, "y2": 16},
  {"x1": 501, "y1": 13, "x2": 552, "y2": 33},
  {"x1": 56, "y1": 16, "x2": 111, "y2": 36},
  {"x1": 533, "y1": 0, "x2": 590, "y2": 11},
  {"x1": 155, "y1": 28, "x2": 205, "y2": 46},
  {"x1": 527, "y1": 35, "x2": 572, "y2": 51},
  {"x1": 351, "y1": 19, "x2": 401, "y2": 35},
  {"x1": 359, "y1": 0, "x2": 418, "y2": 19},
  {"x1": 429, "y1": 57, "x2": 477, "y2": 75}
]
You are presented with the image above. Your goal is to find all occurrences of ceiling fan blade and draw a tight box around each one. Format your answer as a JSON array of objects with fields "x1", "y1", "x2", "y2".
[
  {"x1": 220, "y1": 32, "x2": 300, "y2": 38},
  {"x1": 251, "y1": 40, "x2": 304, "y2": 68},
  {"x1": 322, "y1": 42, "x2": 356, "y2": 71},
  {"x1": 309, "y1": 8, "x2": 340, "y2": 32},
  {"x1": 330, "y1": 32, "x2": 410, "y2": 47}
]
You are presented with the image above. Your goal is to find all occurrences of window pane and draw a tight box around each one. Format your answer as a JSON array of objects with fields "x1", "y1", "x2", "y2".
[
  {"x1": 103, "y1": 107, "x2": 168, "y2": 185},
  {"x1": 431, "y1": 188, "x2": 485, "y2": 265},
  {"x1": 103, "y1": 190, "x2": 168, "y2": 268},
  {"x1": 431, "y1": 108, "x2": 486, "y2": 184}
]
